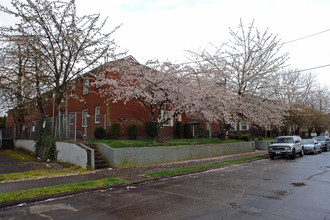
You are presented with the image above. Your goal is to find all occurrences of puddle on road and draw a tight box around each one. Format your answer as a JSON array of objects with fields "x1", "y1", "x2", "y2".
[
  {"x1": 291, "y1": 182, "x2": 306, "y2": 187},
  {"x1": 274, "y1": 190, "x2": 290, "y2": 196},
  {"x1": 264, "y1": 190, "x2": 291, "y2": 200},
  {"x1": 264, "y1": 195, "x2": 281, "y2": 200}
]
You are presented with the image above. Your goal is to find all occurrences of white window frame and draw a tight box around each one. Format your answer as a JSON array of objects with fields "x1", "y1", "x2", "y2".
[
  {"x1": 71, "y1": 84, "x2": 76, "y2": 95},
  {"x1": 69, "y1": 112, "x2": 75, "y2": 125},
  {"x1": 161, "y1": 110, "x2": 173, "y2": 126},
  {"x1": 95, "y1": 106, "x2": 100, "y2": 124},
  {"x1": 276, "y1": 124, "x2": 281, "y2": 132},
  {"x1": 83, "y1": 78, "x2": 89, "y2": 95},
  {"x1": 229, "y1": 122, "x2": 237, "y2": 131},
  {"x1": 239, "y1": 121, "x2": 249, "y2": 131},
  {"x1": 82, "y1": 109, "x2": 88, "y2": 127}
]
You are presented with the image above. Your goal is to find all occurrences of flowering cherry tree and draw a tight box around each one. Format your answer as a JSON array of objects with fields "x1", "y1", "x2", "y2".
[
  {"x1": 94, "y1": 58, "x2": 236, "y2": 140},
  {"x1": 188, "y1": 20, "x2": 289, "y2": 137},
  {"x1": 94, "y1": 58, "x2": 189, "y2": 139}
]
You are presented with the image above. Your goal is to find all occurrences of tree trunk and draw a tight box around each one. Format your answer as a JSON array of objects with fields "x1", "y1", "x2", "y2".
[
  {"x1": 155, "y1": 124, "x2": 162, "y2": 141},
  {"x1": 219, "y1": 123, "x2": 231, "y2": 140}
]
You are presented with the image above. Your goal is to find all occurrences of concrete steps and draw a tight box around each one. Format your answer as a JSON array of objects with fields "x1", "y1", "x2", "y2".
[{"x1": 87, "y1": 143, "x2": 109, "y2": 170}]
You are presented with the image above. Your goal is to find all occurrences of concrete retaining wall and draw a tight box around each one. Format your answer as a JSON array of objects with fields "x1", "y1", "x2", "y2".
[
  {"x1": 14, "y1": 139, "x2": 35, "y2": 152},
  {"x1": 56, "y1": 142, "x2": 94, "y2": 170},
  {"x1": 14, "y1": 140, "x2": 94, "y2": 170},
  {"x1": 96, "y1": 142, "x2": 255, "y2": 168},
  {"x1": 254, "y1": 141, "x2": 272, "y2": 150}
]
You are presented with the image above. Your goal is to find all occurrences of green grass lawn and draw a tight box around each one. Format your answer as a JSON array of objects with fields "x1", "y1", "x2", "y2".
[
  {"x1": 0, "y1": 166, "x2": 90, "y2": 183},
  {"x1": 89, "y1": 138, "x2": 242, "y2": 148},
  {"x1": 146, "y1": 155, "x2": 265, "y2": 178},
  {"x1": 260, "y1": 137, "x2": 275, "y2": 141},
  {"x1": 0, "y1": 149, "x2": 36, "y2": 161},
  {"x1": 0, "y1": 178, "x2": 129, "y2": 204}
]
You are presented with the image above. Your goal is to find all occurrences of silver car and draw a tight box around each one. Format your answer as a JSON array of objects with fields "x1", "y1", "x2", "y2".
[
  {"x1": 313, "y1": 136, "x2": 329, "y2": 151},
  {"x1": 268, "y1": 136, "x2": 304, "y2": 160},
  {"x1": 303, "y1": 139, "x2": 322, "y2": 154}
]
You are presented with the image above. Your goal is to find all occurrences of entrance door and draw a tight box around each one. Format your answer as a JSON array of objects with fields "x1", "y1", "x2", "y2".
[{"x1": 193, "y1": 123, "x2": 199, "y2": 138}]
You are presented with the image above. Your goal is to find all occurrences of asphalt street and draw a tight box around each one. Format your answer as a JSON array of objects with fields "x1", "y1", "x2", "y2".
[{"x1": 1, "y1": 152, "x2": 330, "y2": 219}]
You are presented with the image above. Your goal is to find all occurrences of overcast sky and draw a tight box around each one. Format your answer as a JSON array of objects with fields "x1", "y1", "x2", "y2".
[
  {"x1": 78, "y1": 0, "x2": 330, "y2": 87},
  {"x1": 1, "y1": 0, "x2": 329, "y2": 87}
]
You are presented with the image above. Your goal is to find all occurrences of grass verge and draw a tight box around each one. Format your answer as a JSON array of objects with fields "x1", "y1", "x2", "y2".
[
  {"x1": 89, "y1": 138, "x2": 241, "y2": 148},
  {"x1": 0, "y1": 149, "x2": 36, "y2": 161},
  {"x1": 146, "y1": 155, "x2": 265, "y2": 178},
  {"x1": 0, "y1": 178, "x2": 129, "y2": 204},
  {"x1": 0, "y1": 166, "x2": 90, "y2": 183}
]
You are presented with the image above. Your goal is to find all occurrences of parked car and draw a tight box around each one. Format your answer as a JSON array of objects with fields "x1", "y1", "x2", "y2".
[
  {"x1": 312, "y1": 136, "x2": 329, "y2": 151},
  {"x1": 268, "y1": 136, "x2": 304, "y2": 160},
  {"x1": 302, "y1": 139, "x2": 322, "y2": 154}
]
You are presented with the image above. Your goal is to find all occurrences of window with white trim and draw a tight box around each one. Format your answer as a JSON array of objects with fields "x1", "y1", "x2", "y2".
[
  {"x1": 239, "y1": 121, "x2": 249, "y2": 131},
  {"x1": 71, "y1": 84, "x2": 75, "y2": 95},
  {"x1": 83, "y1": 78, "x2": 89, "y2": 95},
  {"x1": 69, "y1": 112, "x2": 75, "y2": 125},
  {"x1": 275, "y1": 124, "x2": 281, "y2": 132},
  {"x1": 161, "y1": 110, "x2": 173, "y2": 126},
  {"x1": 95, "y1": 106, "x2": 100, "y2": 124},
  {"x1": 82, "y1": 109, "x2": 88, "y2": 127},
  {"x1": 229, "y1": 122, "x2": 237, "y2": 131}
]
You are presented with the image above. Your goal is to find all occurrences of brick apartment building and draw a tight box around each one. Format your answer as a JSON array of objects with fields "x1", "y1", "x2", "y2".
[{"x1": 6, "y1": 56, "x2": 220, "y2": 140}]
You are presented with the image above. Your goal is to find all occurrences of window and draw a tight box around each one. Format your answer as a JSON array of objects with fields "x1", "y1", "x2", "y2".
[
  {"x1": 265, "y1": 123, "x2": 270, "y2": 131},
  {"x1": 239, "y1": 121, "x2": 249, "y2": 131},
  {"x1": 71, "y1": 85, "x2": 75, "y2": 95},
  {"x1": 83, "y1": 78, "x2": 89, "y2": 95},
  {"x1": 161, "y1": 110, "x2": 173, "y2": 126},
  {"x1": 276, "y1": 124, "x2": 281, "y2": 132},
  {"x1": 82, "y1": 109, "x2": 88, "y2": 127},
  {"x1": 95, "y1": 77, "x2": 101, "y2": 89},
  {"x1": 69, "y1": 112, "x2": 75, "y2": 125},
  {"x1": 177, "y1": 114, "x2": 182, "y2": 122},
  {"x1": 229, "y1": 122, "x2": 237, "y2": 131},
  {"x1": 95, "y1": 107, "x2": 100, "y2": 124}
]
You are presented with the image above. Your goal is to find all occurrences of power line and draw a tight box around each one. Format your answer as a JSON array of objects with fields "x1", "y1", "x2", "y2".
[
  {"x1": 283, "y1": 29, "x2": 330, "y2": 45},
  {"x1": 299, "y1": 64, "x2": 330, "y2": 72},
  {"x1": 172, "y1": 28, "x2": 330, "y2": 66}
]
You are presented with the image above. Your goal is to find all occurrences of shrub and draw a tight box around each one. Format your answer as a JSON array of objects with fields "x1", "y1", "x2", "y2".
[
  {"x1": 41, "y1": 135, "x2": 57, "y2": 161},
  {"x1": 228, "y1": 133, "x2": 235, "y2": 139},
  {"x1": 34, "y1": 117, "x2": 57, "y2": 161},
  {"x1": 174, "y1": 122, "x2": 183, "y2": 139},
  {"x1": 110, "y1": 123, "x2": 120, "y2": 139},
  {"x1": 257, "y1": 136, "x2": 263, "y2": 141},
  {"x1": 183, "y1": 123, "x2": 193, "y2": 138},
  {"x1": 128, "y1": 124, "x2": 138, "y2": 140},
  {"x1": 198, "y1": 128, "x2": 209, "y2": 138},
  {"x1": 241, "y1": 134, "x2": 251, "y2": 141},
  {"x1": 94, "y1": 127, "x2": 106, "y2": 139},
  {"x1": 146, "y1": 121, "x2": 159, "y2": 139},
  {"x1": 234, "y1": 134, "x2": 241, "y2": 140}
]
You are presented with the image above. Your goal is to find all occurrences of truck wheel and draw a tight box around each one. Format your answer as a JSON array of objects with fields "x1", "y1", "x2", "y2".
[
  {"x1": 270, "y1": 154, "x2": 275, "y2": 160},
  {"x1": 291, "y1": 149, "x2": 296, "y2": 159}
]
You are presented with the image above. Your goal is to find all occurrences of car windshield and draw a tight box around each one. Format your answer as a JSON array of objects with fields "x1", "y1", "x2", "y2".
[
  {"x1": 274, "y1": 137, "x2": 294, "y2": 143},
  {"x1": 303, "y1": 139, "x2": 314, "y2": 144},
  {"x1": 313, "y1": 136, "x2": 325, "y2": 141}
]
